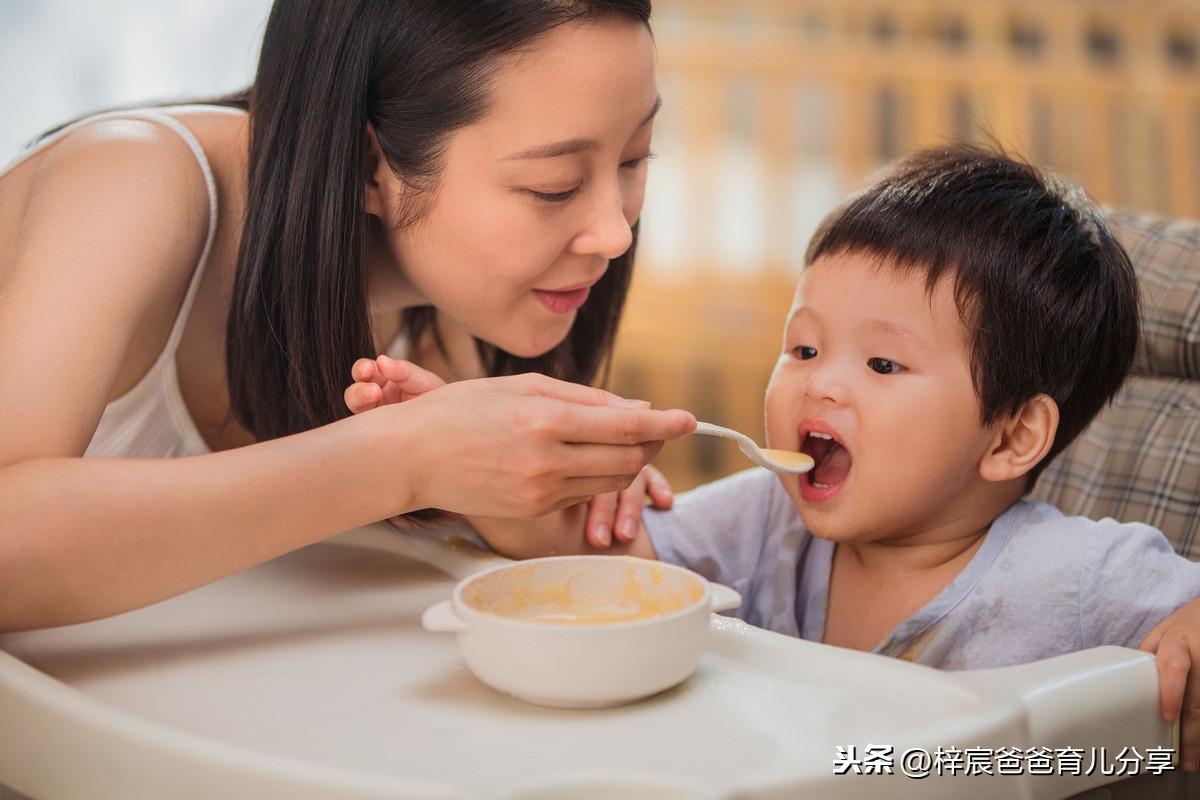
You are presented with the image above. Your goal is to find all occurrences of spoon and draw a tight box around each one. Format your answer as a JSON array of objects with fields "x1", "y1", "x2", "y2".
[{"x1": 693, "y1": 421, "x2": 814, "y2": 475}]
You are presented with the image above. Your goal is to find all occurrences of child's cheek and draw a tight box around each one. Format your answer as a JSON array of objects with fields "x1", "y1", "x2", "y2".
[{"x1": 763, "y1": 365, "x2": 800, "y2": 449}]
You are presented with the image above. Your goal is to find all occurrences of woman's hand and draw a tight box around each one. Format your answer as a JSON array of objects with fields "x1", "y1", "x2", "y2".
[
  {"x1": 346, "y1": 355, "x2": 677, "y2": 545},
  {"x1": 348, "y1": 356, "x2": 693, "y2": 521},
  {"x1": 1140, "y1": 600, "x2": 1200, "y2": 771}
]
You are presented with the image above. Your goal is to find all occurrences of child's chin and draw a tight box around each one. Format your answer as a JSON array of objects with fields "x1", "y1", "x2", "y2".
[
  {"x1": 785, "y1": 478, "x2": 851, "y2": 537},
  {"x1": 797, "y1": 503, "x2": 867, "y2": 543}
]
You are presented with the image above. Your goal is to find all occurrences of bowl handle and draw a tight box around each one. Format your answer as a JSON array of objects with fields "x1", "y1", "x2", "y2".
[
  {"x1": 421, "y1": 600, "x2": 469, "y2": 633},
  {"x1": 708, "y1": 582, "x2": 742, "y2": 613}
]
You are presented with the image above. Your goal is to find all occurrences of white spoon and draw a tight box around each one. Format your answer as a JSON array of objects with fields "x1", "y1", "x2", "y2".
[{"x1": 693, "y1": 421, "x2": 814, "y2": 475}]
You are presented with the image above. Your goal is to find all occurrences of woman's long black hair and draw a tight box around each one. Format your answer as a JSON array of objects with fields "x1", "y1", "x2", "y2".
[{"x1": 227, "y1": 0, "x2": 651, "y2": 441}]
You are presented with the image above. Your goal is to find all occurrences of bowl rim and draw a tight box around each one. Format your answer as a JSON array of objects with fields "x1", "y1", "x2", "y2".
[{"x1": 451, "y1": 555, "x2": 712, "y2": 631}]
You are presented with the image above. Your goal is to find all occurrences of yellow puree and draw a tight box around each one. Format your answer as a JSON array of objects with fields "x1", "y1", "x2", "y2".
[
  {"x1": 759, "y1": 449, "x2": 814, "y2": 470},
  {"x1": 466, "y1": 563, "x2": 704, "y2": 625}
]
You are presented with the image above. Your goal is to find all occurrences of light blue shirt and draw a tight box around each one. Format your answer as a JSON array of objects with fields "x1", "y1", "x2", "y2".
[{"x1": 643, "y1": 468, "x2": 1200, "y2": 668}]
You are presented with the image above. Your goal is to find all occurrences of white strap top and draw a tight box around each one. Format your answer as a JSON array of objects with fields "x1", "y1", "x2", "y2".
[{"x1": 2, "y1": 106, "x2": 236, "y2": 459}]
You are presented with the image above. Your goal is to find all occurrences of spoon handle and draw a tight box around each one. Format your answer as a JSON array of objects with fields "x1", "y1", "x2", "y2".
[
  {"x1": 692, "y1": 420, "x2": 811, "y2": 475},
  {"x1": 693, "y1": 420, "x2": 755, "y2": 449}
]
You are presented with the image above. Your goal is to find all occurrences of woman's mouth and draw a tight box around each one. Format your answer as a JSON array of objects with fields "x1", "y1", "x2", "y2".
[
  {"x1": 533, "y1": 286, "x2": 591, "y2": 314},
  {"x1": 798, "y1": 428, "x2": 853, "y2": 503}
]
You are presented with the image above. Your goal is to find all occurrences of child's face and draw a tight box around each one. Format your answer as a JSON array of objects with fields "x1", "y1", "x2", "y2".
[{"x1": 765, "y1": 251, "x2": 1001, "y2": 544}]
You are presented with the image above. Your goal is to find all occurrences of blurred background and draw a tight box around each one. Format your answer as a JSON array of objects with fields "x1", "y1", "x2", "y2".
[{"x1": 2, "y1": 0, "x2": 1197, "y2": 491}]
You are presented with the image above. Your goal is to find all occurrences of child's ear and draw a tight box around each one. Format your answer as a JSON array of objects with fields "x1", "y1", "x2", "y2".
[
  {"x1": 363, "y1": 122, "x2": 391, "y2": 218},
  {"x1": 979, "y1": 394, "x2": 1059, "y2": 483}
]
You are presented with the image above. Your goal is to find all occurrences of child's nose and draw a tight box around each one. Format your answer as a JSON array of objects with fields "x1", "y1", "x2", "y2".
[{"x1": 803, "y1": 362, "x2": 851, "y2": 405}]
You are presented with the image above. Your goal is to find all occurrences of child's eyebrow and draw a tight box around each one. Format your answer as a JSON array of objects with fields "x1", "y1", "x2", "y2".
[
  {"x1": 786, "y1": 305, "x2": 818, "y2": 324},
  {"x1": 864, "y1": 318, "x2": 927, "y2": 348}
]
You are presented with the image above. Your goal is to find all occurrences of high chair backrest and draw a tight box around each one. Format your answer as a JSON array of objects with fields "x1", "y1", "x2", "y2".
[{"x1": 1031, "y1": 211, "x2": 1200, "y2": 559}]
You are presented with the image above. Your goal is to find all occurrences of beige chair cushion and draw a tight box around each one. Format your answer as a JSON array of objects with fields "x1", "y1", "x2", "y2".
[{"x1": 1031, "y1": 212, "x2": 1200, "y2": 558}]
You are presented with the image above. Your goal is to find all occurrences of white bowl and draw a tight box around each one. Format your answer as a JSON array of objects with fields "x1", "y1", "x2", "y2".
[{"x1": 422, "y1": 555, "x2": 742, "y2": 709}]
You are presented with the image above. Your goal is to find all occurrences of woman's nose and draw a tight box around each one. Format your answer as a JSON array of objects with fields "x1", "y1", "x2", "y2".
[{"x1": 571, "y1": 181, "x2": 634, "y2": 260}]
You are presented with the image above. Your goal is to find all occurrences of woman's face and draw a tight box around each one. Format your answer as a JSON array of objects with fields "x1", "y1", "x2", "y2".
[{"x1": 369, "y1": 15, "x2": 658, "y2": 357}]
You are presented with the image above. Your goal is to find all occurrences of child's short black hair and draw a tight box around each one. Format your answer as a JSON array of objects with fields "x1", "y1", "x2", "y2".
[{"x1": 805, "y1": 144, "x2": 1140, "y2": 486}]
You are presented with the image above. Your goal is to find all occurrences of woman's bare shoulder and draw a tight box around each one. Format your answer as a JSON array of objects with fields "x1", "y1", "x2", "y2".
[
  {"x1": 18, "y1": 117, "x2": 213, "y2": 294},
  {"x1": 34, "y1": 116, "x2": 210, "y2": 207},
  {"x1": 0, "y1": 119, "x2": 216, "y2": 462}
]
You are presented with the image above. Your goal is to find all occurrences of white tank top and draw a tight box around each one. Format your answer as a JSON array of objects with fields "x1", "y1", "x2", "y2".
[{"x1": 2, "y1": 106, "x2": 235, "y2": 458}]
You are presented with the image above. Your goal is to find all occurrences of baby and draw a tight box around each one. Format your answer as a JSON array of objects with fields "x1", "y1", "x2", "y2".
[
  {"x1": 638, "y1": 145, "x2": 1192, "y2": 667},
  {"x1": 347, "y1": 145, "x2": 1200, "y2": 766}
]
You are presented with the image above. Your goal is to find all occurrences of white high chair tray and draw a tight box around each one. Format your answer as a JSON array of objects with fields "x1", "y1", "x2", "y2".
[{"x1": 0, "y1": 523, "x2": 1173, "y2": 800}]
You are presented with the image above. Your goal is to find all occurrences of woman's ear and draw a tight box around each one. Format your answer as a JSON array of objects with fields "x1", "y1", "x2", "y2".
[
  {"x1": 979, "y1": 394, "x2": 1059, "y2": 483},
  {"x1": 363, "y1": 121, "x2": 389, "y2": 218}
]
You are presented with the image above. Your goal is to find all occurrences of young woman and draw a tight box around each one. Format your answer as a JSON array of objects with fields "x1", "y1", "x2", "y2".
[{"x1": 0, "y1": 0, "x2": 694, "y2": 632}]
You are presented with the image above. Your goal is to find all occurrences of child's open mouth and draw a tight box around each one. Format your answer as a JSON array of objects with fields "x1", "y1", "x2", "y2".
[{"x1": 798, "y1": 428, "x2": 853, "y2": 502}]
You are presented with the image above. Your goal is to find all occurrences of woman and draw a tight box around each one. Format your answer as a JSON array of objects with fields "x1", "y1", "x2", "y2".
[{"x1": 0, "y1": 0, "x2": 694, "y2": 632}]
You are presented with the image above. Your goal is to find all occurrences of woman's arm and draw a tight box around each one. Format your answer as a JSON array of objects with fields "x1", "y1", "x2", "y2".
[
  {"x1": 0, "y1": 413, "x2": 422, "y2": 630},
  {"x1": 0, "y1": 372, "x2": 686, "y2": 632},
  {"x1": 346, "y1": 355, "x2": 674, "y2": 553}
]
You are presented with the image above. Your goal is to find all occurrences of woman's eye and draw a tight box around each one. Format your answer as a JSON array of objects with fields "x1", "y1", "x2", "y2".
[
  {"x1": 621, "y1": 151, "x2": 656, "y2": 169},
  {"x1": 527, "y1": 154, "x2": 653, "y2": 202},
  {"x1": 528, "y1": 187, "x2": 580, "y2": 203},
  {"x1": 868, "y1": 357, "x2": 905, "y2": 375},
  {"x1": 792, "y1": 346, "x2": 818, "y2": 360}
]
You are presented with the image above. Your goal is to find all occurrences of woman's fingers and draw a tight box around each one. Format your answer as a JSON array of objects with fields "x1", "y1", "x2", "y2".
[
  {"x1": 553, "y1": 403, "x2": 695, "y2": 446},
  {"x1": 514, "y1": 372, "x2": 636, "y2": 408},
  {"x1": 585, "y1": 492, "x2": 618, "y2": 548},
  {"x1": 389, "y1": 375, "x2": 693, "y2": 519},
  {"x1": 560, "y1": 442, "x2": 661, "y2": 480},
  {"x1": 564, "y1": 475, "x2": 647, "y2": 499}
]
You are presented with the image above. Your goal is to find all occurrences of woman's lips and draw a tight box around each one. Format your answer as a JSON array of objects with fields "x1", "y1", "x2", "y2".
[{"x1": 534, "y1": 286, "x2": 591, "y2": 314}]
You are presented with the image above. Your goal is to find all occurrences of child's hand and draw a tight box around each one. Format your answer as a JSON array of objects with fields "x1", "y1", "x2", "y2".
[
  {"x1": 342, "y1": 355, "x2": 674, "y2": 548},
  {"x1": 1140, "y1": 599, "x2": 1200, "y2": 771},
  {"x1": 584, "y1": 463, "x2": 673, "y2": 548},
  {"x1": 344, "y1": 354, "x2": 446, "y2": 411}
]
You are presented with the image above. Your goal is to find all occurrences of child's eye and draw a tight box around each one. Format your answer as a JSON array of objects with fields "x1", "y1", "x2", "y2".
[
  {"x1": 528, "y1": 187, "x2": 580, "y2": 203},
  {"x1": 868, "y1": 357, "x2": 905, "y2": 375},
  {"x1": 792, "y1": 346, "x2": 818, "y2": 360}
]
